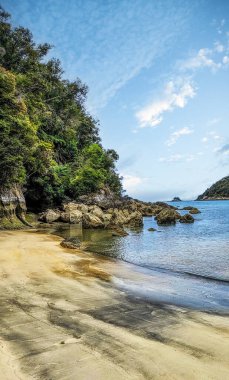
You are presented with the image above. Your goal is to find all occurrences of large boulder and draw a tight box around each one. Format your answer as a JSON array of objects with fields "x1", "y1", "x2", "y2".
[
  {"x1": 82, "y1": 213, "x2": 104, "y2": 228},
  {"x1": 39, "y1": 209, "x2": 60, "y2": 223},
  {"x1": 88, "y1": 205, "x2": 104, "y2": 219},
  {"x1": 60, "y1": 203, "x2": 83, "y2": 223},
  {"x1": 156, "y1": 209, "x2": 180, "y2": 225},
  {"x1": 179, "y1": 213, "x2": 194, "y2": 223},
  {"x1": 128, "y1": 211, "x2": 143, "y2": 227}
]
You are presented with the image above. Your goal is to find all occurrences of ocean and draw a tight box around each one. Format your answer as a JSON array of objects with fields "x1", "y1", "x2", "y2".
[{"x1": 53, "y1": 200, "x2": 229, "y2": 313}]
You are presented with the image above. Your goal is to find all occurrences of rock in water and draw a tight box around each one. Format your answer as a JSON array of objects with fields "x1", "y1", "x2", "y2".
[
  {"x1": 189, "y1": 208, "x2": 201, "y2": 214},
  {"x1": 171, "y1": 197, "x2": 182, "y2": 202},
  {"x1": 60, "y1": 237, "x2": 81, "y2": 249},
  {"x1": 179, "y1": 213, "x2": 194, "y2": 223},
  {"x1": 155, "y1": 209, "x2": 180, "y2": 225},
  {"x1": 112, "y1": 227, "x2": 129, "y2": 237}
]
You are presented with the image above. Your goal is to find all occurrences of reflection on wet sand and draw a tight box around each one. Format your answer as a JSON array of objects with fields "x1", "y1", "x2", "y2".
[{"x1": 0, "y1": 230, "x2": 229, "y2": 380}]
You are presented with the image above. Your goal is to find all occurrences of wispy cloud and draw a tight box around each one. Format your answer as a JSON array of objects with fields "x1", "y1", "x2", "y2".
[
  {"x1": 165, "y1": 126, "x2": 193, "y2": 146},
  {"x1": 159, "y1": 152, "x2": 203, "y2": 163},
  {"x1": 216, "y1": 143, "x2": 229, "y2": 155},
  {"x1": 136, "y1": 79, "x2": 196, "y2": 128},
  {"x1": 180, "y1": 48, "x2": 222, "y2": 72},
  {"x1": 136, "y1": 29, "x2": 229, "y2": 128},
  {"x1": 202, "y1": 130, "x2": 221, "y2": 143}
]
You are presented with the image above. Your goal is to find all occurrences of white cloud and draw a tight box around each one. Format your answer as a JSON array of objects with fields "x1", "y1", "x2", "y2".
[
  {"x1": 136, "y1": 79, "x2": 196, "y2": 128},
  {"x1": 214, "y1": 41, "x2": 224, "y2": 53},
  {"x1": 122, "y1": 174, "x2": 143, "y2": 191},
  {"x1": 223, "y1": 56, "x2": 229, "y2": 64},
  {"x1": 165, "y1": 126, "x2": 193, "y2": 146},
  {"x1": 202, "y1": 131, "x2": 221, "y2": 144},
  {"x1": 180, "y1": 48, "x2": 222, "y2": 72}
]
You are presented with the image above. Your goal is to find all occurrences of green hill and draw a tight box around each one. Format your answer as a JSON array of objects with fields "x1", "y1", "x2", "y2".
[{"x1": 197, "y1": 176, "x2": 229, "y2": 200}]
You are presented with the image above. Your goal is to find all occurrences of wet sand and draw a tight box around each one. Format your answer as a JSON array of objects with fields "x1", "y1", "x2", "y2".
[{"x1": 0, "y1": 230, "x2": 228, "y2": 380}]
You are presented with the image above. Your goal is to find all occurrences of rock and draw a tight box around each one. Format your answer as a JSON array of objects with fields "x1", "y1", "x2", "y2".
[
  {"x1": 39, "y1": 209, "x2": 60, "y2": 223},
  {"x1": 189, "y1": 208, "x2": 201, "y2": 214},
  {"x1": 82, "y1": 213, "x2": 104, "y2": 228},
  {"x1": 60, "y1": 237, "x2": 81, "y2": 249},
  {"x1": 60, "y1": 209, "x2": 82, "y2": 224},
  {"x1": 179, "y1": 213, "x2": 194, "y2": 223},
  {"x1": 60, "y1": 203, "x2": 83, "y2": 223},
  {"x1": 148, "y1": 227, "x2": 157, "y2": 231},
  {"x1": 0, "y1": 185, "x2": 31, "y2": 229},
  {"x1": 111, "y1": 226, "x2": 129, "y2": 236},
  {"x1": 89, "y1": 205, "x2": 105, "y2": 219},
  {"x1": 155, "y1": 209, "x2": 181, "y2": 225},
  {"x1": 128, "y1": 211, "x2": 143, "y2": 227},
  {"x1": 181, "y1": 206, "x2": 200, "y2": 214},
  {"x1": 171, "y1": 197, "x2": 182, "y2": 202}
]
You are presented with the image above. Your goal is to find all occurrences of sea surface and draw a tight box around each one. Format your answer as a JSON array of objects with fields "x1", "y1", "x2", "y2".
[{"x1": 52, "y1": 201, "x2": 229, "y2": 313}]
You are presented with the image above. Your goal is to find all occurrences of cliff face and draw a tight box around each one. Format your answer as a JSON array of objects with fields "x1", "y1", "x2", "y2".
[
  {"x1": 197, "y1": 176, "x2": 229, "y2": 200},
  {"x1": 0, "y1": 185, "x2": 30, "y2": 229}
]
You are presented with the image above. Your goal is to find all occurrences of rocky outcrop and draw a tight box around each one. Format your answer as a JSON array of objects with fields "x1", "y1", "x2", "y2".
[
  {"x1": 0, "y1": 185, "x2": 30, "y2": 229},
  {"x1": 179, "y1": 214, "x2": 194, "y2": 223},
  {"x1": 171, "y1": 197, "x2": 182, "y2": 202},
  {"x1": 37, "y1": 195, "x2": 197, "y2": 230},
  {"x1": 155, "y1": 208, "x2": 180, "y2": 225}
]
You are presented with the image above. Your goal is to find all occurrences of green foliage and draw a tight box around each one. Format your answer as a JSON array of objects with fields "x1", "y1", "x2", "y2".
[{"x1": 0, "y1": 7, "x2": 122, "y2": 208}]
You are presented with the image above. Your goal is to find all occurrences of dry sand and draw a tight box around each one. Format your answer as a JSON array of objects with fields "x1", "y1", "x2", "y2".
[{"x1": 0, "y1": 230, "x2": 228, "y2": 380}]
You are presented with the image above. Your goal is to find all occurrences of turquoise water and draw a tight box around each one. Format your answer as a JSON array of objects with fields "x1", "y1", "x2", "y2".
[{"x1": 53, "y1": 201, "x2": 229, "y2": 312}]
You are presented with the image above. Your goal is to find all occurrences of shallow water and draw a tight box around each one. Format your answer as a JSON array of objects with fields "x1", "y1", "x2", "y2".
[{"x1": 50, "y1": 200, "x2": 229, "y2": 312}]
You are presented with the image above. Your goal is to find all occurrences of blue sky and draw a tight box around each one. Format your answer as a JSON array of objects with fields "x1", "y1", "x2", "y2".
[{"x1": 3, "y1": 0, "x2": 229, "y2": 200}]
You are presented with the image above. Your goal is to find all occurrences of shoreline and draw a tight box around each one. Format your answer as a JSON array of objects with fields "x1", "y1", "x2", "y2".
[{"x1": 0, "y1": 230, "x2": 229, "y2": 379}]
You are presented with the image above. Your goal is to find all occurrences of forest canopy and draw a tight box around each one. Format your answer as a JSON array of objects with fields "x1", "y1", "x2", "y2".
[{"x1": 0, "y1": 7, "x2": 123, "y2": 209}]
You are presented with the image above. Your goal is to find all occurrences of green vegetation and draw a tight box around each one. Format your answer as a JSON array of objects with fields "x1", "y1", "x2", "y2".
[
  {"x1": 197, "y1": 176, "x2": 229, "y2": 200},
  {"x1": 0, "y1": 7, "x2": 122, "y2": 209}
]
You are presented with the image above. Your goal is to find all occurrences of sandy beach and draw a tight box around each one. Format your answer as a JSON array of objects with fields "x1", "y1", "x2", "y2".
[{"x1": 0, "y1": 230, "x2": 228, "y2": 380}]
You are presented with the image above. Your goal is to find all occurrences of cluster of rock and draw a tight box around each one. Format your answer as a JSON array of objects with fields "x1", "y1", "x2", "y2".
[{"x1": 38, "y1": 197, "x2": 200, "y2": 230}]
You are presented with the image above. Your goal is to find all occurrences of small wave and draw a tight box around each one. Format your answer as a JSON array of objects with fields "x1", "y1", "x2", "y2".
[{"x1": 124, "y1": 261, "x2": 229, "y2": 285}]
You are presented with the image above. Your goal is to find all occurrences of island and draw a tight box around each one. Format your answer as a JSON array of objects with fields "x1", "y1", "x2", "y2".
[
  {"x1": 171, "y1": 197, "x2": 182, "y2": 202},
  {"x1": 197, "y1": 176, "x2": 229, "y2": 200}
]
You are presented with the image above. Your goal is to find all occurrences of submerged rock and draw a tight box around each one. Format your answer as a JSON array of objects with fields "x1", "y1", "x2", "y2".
[
  {"x1": 112, "y1": 227, "x2": 129, "y2": 237},
  {"x1": 148, "y1": 227, "x2": 157, "y2": 231},
  {"x1": 60, "y1": 237, "x2": 81, "y2": 249},
  {"x1": 179, "y1": 213, "x2": 194, "y2": 223}
]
